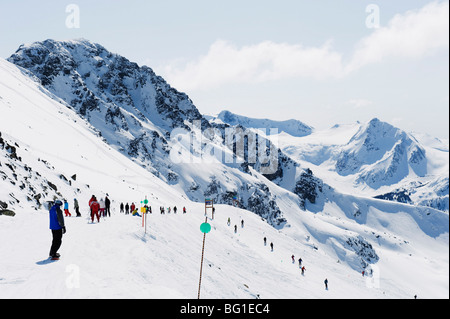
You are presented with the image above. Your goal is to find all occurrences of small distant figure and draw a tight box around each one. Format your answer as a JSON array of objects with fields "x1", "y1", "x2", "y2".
[
  {"x1": 74, "y1": 198, "x2": 81, "y2": 217},
  {"x1": 183, "y1": 206, "x2": 186, "y2": 214},
  {"x1": 105, "y1": 196, "x2": 111, "y2": 217},
  {"x1": 301, "y1": 266, "x2": 306, "y2": 275},
  {"x1": 263, "y1": 237, "x2": 267, "y2": 246},
  {"x1": 63, "y1": 199, "x2": 71, "y2": 217},
  {"x1": 324, "y1": 278, "x2": 328, "y2": 290},
  {"x1": 227, "y1": 217, "x2": 231, "y2": 226},
  {"x1": 120, "y1": 202, "x2": 124, "y2": 213},
  {"x1": 234, "y1": 225, "x2": 237, "y2": 233},
  {"x1": 291, "y1": 255, "x2": 295, "y2": 263},
  {"x1": 173, "y1": 206, "x2": 177, "y2": 214},
  {"x1": 241, "y1": 219, "x2": 244, "y2": 228},
  {"x1": 90, "y1": 196, "x2": 100, "y2": 223},
  {"x1": 298, "y1": 258, "x2": 302, "y2": 267},
  {"x1": 270, "y1": 242, "x2": 273, "y2": 251},
  {"x1": 99, "y1": 198, "x2": 105, "y2": 217}
]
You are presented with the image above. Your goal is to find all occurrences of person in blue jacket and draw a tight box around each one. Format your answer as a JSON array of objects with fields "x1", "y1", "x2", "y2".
[{"x1": 49, "y1": 200, "x2": 66, "y2": 259}]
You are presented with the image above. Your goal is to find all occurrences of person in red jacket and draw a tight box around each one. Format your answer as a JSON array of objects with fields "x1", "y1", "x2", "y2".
[
  {"x1": 89, "y1": 195, "x2": 100, "y2": 223},
  {"x1": 130, "y1": 202, "x2": 136, "y2": 213}
]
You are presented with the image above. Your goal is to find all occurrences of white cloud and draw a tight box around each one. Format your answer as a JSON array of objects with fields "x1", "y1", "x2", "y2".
[
  {"x1": 161, "y1": 1, "x2": 449, "y2": 91},
  {"x1": 162, "y1": 39, "x2": 344, "y2": 91},
  {"x1": 346, "y1": 1, "x2": 449, "y2": 73}
]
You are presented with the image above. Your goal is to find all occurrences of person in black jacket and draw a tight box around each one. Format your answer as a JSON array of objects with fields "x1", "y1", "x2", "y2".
[
  {"x1": 49, "y1": 200, "x2": 66, "y2": 259},
  {"x1": 105, "y1": 196, "x2": 111, "y2": 217}
]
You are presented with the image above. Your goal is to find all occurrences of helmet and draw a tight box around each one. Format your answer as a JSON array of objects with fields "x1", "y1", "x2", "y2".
[{"x1": 54, "y1": 200, "x2": 63, "y2": 206}]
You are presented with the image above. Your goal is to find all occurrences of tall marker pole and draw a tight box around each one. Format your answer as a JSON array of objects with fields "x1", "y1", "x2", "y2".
[{"x1": 198, "y1": 199, "x2": 213, "y2": 299}]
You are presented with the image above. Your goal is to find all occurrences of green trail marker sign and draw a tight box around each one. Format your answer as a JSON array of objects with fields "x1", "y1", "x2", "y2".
[{"x1": 200, "y1": 222, "x2": 211, "y2": 234}]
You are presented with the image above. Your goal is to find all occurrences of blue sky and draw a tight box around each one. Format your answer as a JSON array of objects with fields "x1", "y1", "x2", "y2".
[{"x1": 1, "y1": 0, "x2": 448, "y2": 139}]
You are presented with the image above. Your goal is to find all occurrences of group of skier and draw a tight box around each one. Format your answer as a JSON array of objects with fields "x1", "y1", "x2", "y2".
[
  {"x1": 227, "y1": 216, "x2": 245, "y2": 234},
  {"x1": 89, "y1": 195, "x2": 111, "y2": 223},
  {"x1": 56, "y1": 198, "x2": 81, "y2": 217},
  {"x1": 47, "y1": 197, "x2": 333, "y2": 293},
  {"x1": 118, "y1": 203, "x2": 187, "y2": 216}
]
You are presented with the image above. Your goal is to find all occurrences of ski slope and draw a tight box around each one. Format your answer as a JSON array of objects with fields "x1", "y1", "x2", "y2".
[{"x1": 1, "y1": 57, "x2": 448, "y2": 299}]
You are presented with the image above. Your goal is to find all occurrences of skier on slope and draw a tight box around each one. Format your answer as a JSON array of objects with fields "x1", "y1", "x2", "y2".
[
  {"x1": 301, "y1": 266, "x2": 306, "y2": 275},
  {"x1": 63, "y1": 199, "x2": 71, "y2": 217},
  {"x1": 292, "y1": 255, "x2": 295, "y2": 263},
  {"x1": 99, "y1": 198, "x2": 106, "y2": 217},
  {"x1": 90, "y1": 196, "x2": 101, "y2": 223},
  {"x1": 89, "y1": 195, "x2": 96, "y2": 217},
  {"x1": 105, "y1": 196, "x2": 111, "y2": 217},
  {"x1": 49, "y1": 200, "x2": 66, "y2": 260},
  {"x1": 74, "y1": 198, "x2": 81, "y2": 217},
  {"x1": 270, "y1": 242, "x2": 274, "y2": 251},
  {"x1": 324, "y1": 278, "x2": 328, "y2": 290}
]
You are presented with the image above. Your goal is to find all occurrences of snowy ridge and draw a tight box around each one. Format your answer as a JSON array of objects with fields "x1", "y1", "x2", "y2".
[
  {"x1": 209, "y1": 110, "x2": 313, "y2": 137},
  {"x1": 273, "y1": 118, "x2": 449, "y2": 212},
  {"x1": 1, "y1": 48, "x2": 449, "y2": 299}
]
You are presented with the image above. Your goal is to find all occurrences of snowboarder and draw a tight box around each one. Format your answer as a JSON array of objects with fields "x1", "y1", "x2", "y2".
[
  {"x1": 74, "y1": 198, "x2": 81, "y2": 217},
  {"x1": 324, "y1": 278, "x2": 328, "y2": 290},
  {"x1": 49, "y1": 200, "x2": 66, "y2": 260},
  {"x1": 63, "y1": 199, "x2": 71, "y2": 217},
  {"x1": 90, "y1": 196, "x2": 100, "y2": 223}
]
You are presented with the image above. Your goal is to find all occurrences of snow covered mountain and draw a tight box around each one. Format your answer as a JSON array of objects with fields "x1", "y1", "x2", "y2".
[
  {"x1": 272, "y1": 117, "x2": 449, "y2": 212},
  {"x1": 7, "y1": 39, "x2": 296, "y2": 226},
  {"x1": 1, "y1": 40, "x2": 449, "y2": 299},
  {"x1": 208, "y1": 110, "x2": 313, "y2": 138}
]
